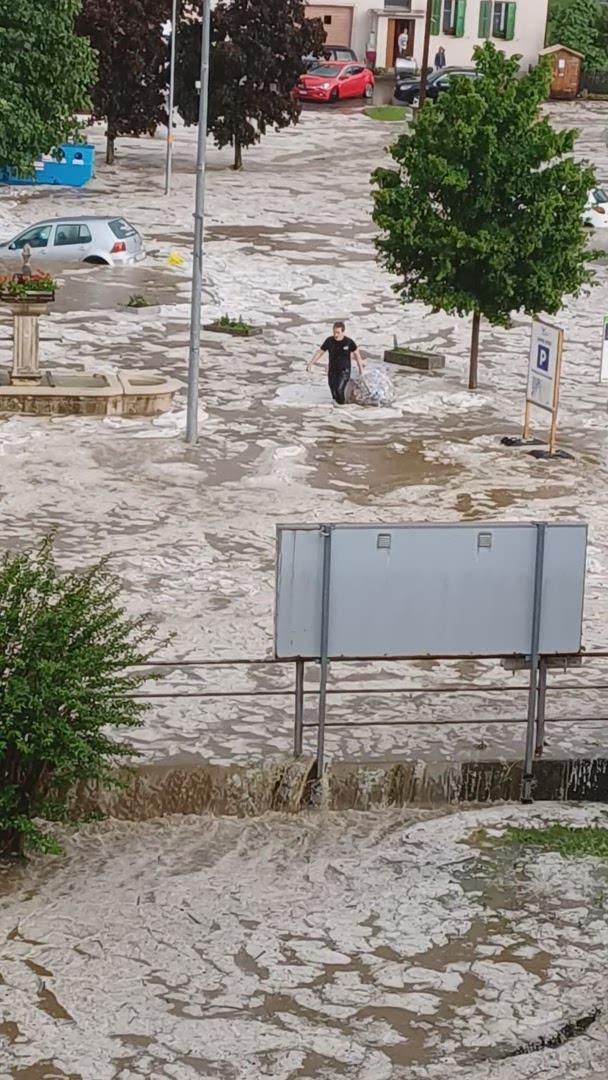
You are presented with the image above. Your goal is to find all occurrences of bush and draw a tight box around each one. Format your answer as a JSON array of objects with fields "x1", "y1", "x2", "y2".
[{"x1": 0, "y1": 540, "x2": 158, "y2": 858}]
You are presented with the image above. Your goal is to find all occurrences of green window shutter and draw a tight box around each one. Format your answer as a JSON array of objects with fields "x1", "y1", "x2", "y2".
[
  {"x1": 478, "y1": 0, "x2": 491, "y2": 37},
  {"x1": 455, "y1": 0, "x2": 467, "y2": 38},
  {"x1": 505, "y1": 1, "x2": 516, "y2": 40},
  {"x1": 431, "y1": 0, "x2": 442, "y2": 35}
]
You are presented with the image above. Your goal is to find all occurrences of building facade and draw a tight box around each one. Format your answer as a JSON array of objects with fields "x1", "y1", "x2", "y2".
[{"x1": 304, "y1": 0, "x2": 549, "y2": 74}]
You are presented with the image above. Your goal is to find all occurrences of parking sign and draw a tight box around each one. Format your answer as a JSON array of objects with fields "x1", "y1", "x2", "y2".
[{"x1": 526, "y1": 320, "x2": 562, "y2": 414}]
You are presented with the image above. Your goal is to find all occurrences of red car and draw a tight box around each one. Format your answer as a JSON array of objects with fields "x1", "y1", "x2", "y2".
[{"x1": 296, "y1": 61, "x2": 374, "y2": 103}]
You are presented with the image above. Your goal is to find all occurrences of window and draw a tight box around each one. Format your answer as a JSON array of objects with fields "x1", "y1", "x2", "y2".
[
  {"x1": 492, "y1": 1, "x2": 516, "y2": 40},
  {"x1": 439, "y1": 0, "x2": 466, "y2": 37},
  {"x1": 54, "y1": 223, "x2": 92, "y2": 246},
  {"x1": 109, "y1": 219, "x2": 135, "y2": 239},
  {"x1": 323, "y1": 14, "x2": 332, "y2": 23},
  {"x1": 10, "y1": 225, "x2": 51, "y2": 250}
]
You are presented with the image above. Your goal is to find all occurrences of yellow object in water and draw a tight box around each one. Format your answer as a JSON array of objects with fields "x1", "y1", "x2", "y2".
[{"x1": 167, "y1": 251, "x2": 184, "y2": 267}]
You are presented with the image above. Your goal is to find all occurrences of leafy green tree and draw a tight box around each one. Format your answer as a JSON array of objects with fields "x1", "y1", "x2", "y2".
[
  {"x1": 176, "y1": 0, "x2": 325, "y2": 170},
  {"x1": 547, "y1": 0, "x2": 606, "y2": 68},
  {"x1": 77, "y1": 0, "x2": 171, "y2": 164},
  {"x1": 372, "y1": 43, "x2": 595, "y2": 390},
  {"x1": 0, "y1": 0, "x2": 96, "y2": 175},
  {"x1": 0, "y1": 540, "x2": 158, "y2": 859}
]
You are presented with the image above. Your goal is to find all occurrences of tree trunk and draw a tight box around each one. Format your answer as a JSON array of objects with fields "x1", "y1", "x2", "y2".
[
  {"x1": 233, "y1": 140, "x2": 243, "y2": 171},
  {"x1": 0, "y1": 828, "x2": 23, "y2": 860},
  {"x1": 469, "y1": 311, "x2": 481, "y2": 390},
  {"x1": 106, "y1": 131, "x2": 116, "y2": 166}
]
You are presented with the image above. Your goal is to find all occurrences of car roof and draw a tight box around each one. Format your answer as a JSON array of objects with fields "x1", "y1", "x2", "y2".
[
  {"x1": 440, "y1": 67, "x2": 477, "y2": 74},
  {"x1": 17, "y1": 216, "x2": 126, "y2": 227}
]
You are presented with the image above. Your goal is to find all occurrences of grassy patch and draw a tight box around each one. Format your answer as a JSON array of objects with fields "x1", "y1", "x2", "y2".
[
  {"x1": 363, "y1": 105, "x2": 409, "y2": 122},
  {"x1": 506, "y1": 824, "x2": 608, "y2": 859}
]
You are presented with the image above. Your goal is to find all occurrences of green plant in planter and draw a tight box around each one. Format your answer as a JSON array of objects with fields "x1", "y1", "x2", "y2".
[
  {"x1": 215, "y1": 313, "x2": 253, "y2": 334},
  {"x1": 127, "y1": 294, "x2": 156, "y2": 308},
  {"x1": 0, "y1": 271, "x2": 56, "y2": 299}
]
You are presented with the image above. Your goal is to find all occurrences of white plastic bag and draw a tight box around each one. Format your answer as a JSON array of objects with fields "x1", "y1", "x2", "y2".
[{"x1": 346, "y1": 367, "x2": 396, "y2": 407}]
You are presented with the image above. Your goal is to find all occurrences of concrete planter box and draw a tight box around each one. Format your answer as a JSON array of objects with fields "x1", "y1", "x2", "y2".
[
  {"x1": 204, "y1": 322, "x2": 262, "y2": 338},
  {"x1": 384, "y1": 346, "x2": 445, "y2": 372},
  {"x1": 121, "y1": 304, "x2": 163, "y2": 317}
]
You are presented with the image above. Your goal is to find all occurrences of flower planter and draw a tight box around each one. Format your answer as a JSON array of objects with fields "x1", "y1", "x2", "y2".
[
  {"x1": 0, "y1": 291, "x2": 55, "y2": 306},
  {"x1": 121, "y1": 304, "x2": 163, "y2": 317},
  {"x1": 384, "y1": 346, "x2": 445, "y2": 372},
  {"x1": 204, "y1": 322, "x2": 262, "y2": 338}
]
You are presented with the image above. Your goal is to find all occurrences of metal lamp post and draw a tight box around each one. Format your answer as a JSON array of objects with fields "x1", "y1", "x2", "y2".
[{"x1": 186, "y1": 0, "x2": 211, "y2": 445}]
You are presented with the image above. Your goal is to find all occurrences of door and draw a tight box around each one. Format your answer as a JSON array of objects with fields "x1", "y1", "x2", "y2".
[
  {"x1": 304, "y1": 5, "x2": 353, "y2": 47},
  {"x1": 8, "y1": 223, "x2": 52, "y2": 258},
  {"x1": 386, "y1": 18, "x2": 415, "y2": 68},
  {"x1": 51, "y1": 222, "x2": 93, "y2": 260},
  {"x1": 344, "y1": 64, "x2": 366, "y2": 98}
]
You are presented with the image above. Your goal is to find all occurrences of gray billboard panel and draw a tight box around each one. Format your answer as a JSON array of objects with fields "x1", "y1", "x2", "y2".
[{"x1": 275, "y1": 522, "x2": 587, "y2": 659}]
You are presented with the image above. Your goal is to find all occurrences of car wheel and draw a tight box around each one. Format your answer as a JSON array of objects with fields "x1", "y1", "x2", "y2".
[
  {"x1": 84, "y1": 256, "x2": 109, "y2": 265},
  {"x1": 364, "y1": 83, "x2": 373, "y2": 99},
  {"x1": 329, "y1": 88, "x2": 338, "y2": 103}
]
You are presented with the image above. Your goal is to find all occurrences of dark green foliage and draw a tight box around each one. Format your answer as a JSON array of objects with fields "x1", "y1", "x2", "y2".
[
  {"x1": 0, "y1": 0, "x2": 96, "y2": 174},
  {"x1": 547, "y1": 0, "x2": 607, "y2": 69},
  {"x1": 77, "y1": 0, "x2": 171, "y2": 164},
  {"x1": 175, "y1": 0, "x2": 326, "y2": 169},
  {"x1": 0, "y1": 540, "x2": 158, "y2": 858},
  {"x1": 371, "y1": 43, "x2": 595, "y2": 388}
]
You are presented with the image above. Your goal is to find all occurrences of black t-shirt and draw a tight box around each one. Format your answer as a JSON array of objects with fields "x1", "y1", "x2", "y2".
[{"x1": 321, "y1": 335, "x2": 357, "y2": 368}]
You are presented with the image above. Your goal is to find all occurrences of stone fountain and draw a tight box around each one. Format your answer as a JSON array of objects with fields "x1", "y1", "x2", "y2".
[{"x1": 0, "y1": 247, "x2": 181, "y2": 416}]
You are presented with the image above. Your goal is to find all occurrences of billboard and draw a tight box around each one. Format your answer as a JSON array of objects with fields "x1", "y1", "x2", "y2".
[{"x1": 275, "y1": 522, "x2": 587, "y2": 660}]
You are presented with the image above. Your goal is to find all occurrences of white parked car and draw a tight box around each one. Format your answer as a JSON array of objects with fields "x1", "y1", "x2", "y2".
[
  {"x1": 583, "y1": 188, "x2": 608, "y2": 228},
  {"x1": 0, "y1": 216, "x2": 145, "y2": 266}
]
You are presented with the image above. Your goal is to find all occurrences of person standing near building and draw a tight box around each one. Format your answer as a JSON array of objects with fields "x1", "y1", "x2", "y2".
[
  {"x1": 398, "y1": 28, "x2": 409, "y2": 57},
  {"x1": 308, "y1": 321, "x2": 364, "y2": 404},
  {"x1": 434, "y1": 45, "x2": 446, "y2": 69}
]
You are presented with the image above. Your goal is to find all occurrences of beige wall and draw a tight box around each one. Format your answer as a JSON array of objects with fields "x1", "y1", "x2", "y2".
[
  {"x1": 423, "y1": 0, "x2": 549, "y2": 72},
  {"x1": 304, "y1": 0, "x2": 549, "y2": 72}
]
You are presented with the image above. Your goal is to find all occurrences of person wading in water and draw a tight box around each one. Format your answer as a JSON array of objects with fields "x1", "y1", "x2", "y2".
[{"x1": 308, "y1": 321, "x2": 363, "y2": 404}]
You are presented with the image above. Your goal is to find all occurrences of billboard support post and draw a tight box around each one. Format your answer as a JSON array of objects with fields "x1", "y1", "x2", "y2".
[
  {"x1": 294, "y1": 659, "x2": 305, "y2": 757},
  {"x1": 316, "y1": 524, "x2": 333, "y2": 781},
  {"x1": 522, "y1": 523, "x2": 546, "y2": 803}
]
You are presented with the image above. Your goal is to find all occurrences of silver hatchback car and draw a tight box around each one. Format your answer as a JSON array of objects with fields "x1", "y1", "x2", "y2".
[{"x1": 0, "y1": 216, "x2": 145, "y2": 267}]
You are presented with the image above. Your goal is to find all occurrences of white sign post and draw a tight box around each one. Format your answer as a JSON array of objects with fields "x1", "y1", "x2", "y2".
[
  {"x1": 600, "y1": 315, "x2": 608, "y2": 384},
  {"x1": 523, "y1": 319, "x2": 564, "y2": 455}
]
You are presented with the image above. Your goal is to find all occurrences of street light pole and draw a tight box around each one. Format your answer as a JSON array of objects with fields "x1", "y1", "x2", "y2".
[
  {"x1": 418, "y1": 0, "x2": 433, "y2": 109},
  {"x1": 164, "y1": 0, "x2": 178, "y2": 196},
  {"x1": 186, "y1": 0, "x2": 211, "y2": 446}
]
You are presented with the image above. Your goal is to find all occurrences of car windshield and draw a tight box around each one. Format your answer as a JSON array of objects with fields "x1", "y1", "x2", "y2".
[
  {"x1": 593, "y1": 188, "x2": 608, "y2": 204},
  {"x1": 307, "y1": 65, "x2": 339, "y2": 78}
]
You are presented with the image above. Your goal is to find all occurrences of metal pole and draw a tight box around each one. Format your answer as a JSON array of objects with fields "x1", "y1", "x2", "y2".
[
  {"x1": 185, "y1": 0, "x2": 211, "y2": 445},
  {"x1": 418, "y1": 0, "x2": 433, "y2": 109},
  {"x1": 294, "y1": 659, "x2": 304, "y2": 757},
  {"x1": 316, "y1": 525, "x2": 333, "y2": 781},
  {"x1": 535, "y1": 656, "x2": 548, "y2": 758},
  {"x1": 164, "y1": 0, "x2": 178, "y2": 196},
  {"x1": 522, "y1": 523, "x2": 546, "y2": 803}
]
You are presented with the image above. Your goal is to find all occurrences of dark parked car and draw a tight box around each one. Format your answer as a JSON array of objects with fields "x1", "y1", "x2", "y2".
[
  {"x1": 303, "y1": 46, "x2": 358, "y2": 71},
  {"x1": 394, "y1": 67, "x2": 479, "y2": 105}
]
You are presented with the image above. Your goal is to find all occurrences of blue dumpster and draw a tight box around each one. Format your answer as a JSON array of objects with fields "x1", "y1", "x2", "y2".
[{"x1": 0, "y1": 144, "x2": 95, "y2": 188}]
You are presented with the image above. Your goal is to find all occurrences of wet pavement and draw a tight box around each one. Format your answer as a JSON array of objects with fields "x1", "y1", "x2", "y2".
[
  {"x1": 2, "y1": 804, "x2": 608, "y2": 1078},
  {"x1": 0, "y1": 103, "x2": 608, "y2": 767}
]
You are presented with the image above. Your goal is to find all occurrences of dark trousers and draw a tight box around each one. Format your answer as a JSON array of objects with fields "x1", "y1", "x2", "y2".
[{"x1": 328, "y1": 363, "x2": 350, "y2": 404}]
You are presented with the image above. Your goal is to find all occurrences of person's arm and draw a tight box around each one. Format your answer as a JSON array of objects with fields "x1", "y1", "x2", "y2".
[
  {"x1": 308, "y1": 346, "x2": 326, "y2": 372},
  {"x1": 352, "y1": 347, "x2": 364, "y2": 375}
]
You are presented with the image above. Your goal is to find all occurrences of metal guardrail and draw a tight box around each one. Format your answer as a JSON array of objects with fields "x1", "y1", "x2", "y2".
[{"x1": 134, "y1": 651, "x2": 608, "y2": 799}]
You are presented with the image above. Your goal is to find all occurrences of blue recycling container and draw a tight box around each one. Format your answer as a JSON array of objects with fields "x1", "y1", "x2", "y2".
[{"x1": 0, "y1": 144, "x2": 95, "y2": 188}]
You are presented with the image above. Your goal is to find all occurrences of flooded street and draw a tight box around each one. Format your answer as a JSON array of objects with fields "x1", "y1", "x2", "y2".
[
  {"x1": 1, "y1": 101, "x2": 608, "y2": 772},
  {"x1": 2, "y1": 804, "x2": 608, "y2": 1078}
]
